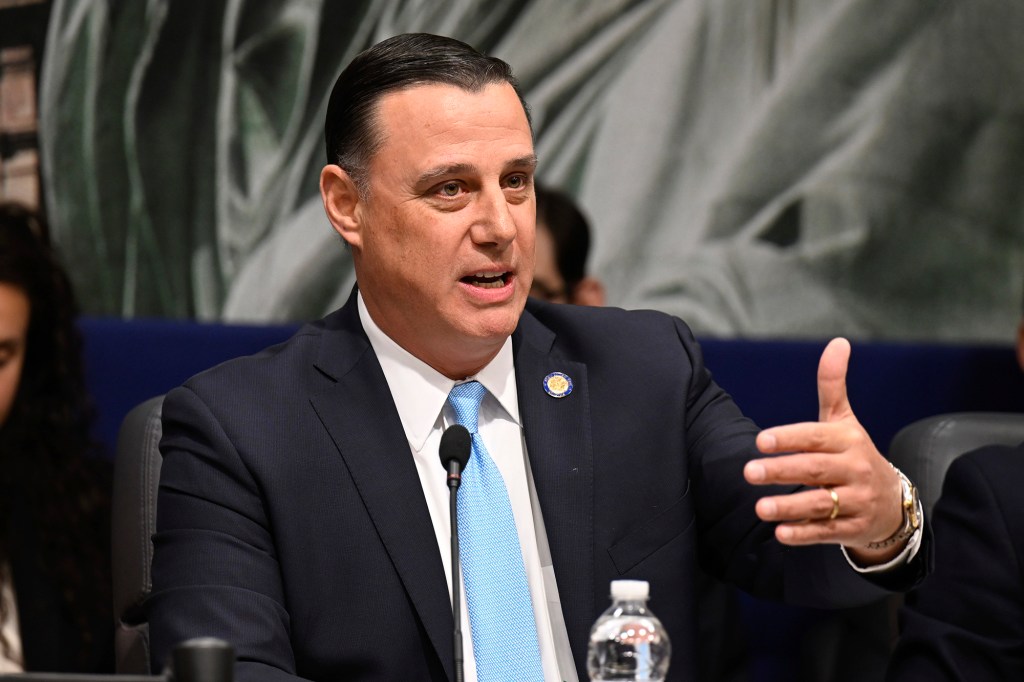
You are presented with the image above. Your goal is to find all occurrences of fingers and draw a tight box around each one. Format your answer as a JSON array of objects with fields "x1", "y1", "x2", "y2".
[
  {"x1": 756, "y1": 486, "x2": 847, "y2": 522},
  {"x1": 817, "y1": 337, "x2": 852, "y2": 422},
  {"x1": 747, "y1": 424, "x2": 873, "y2": 487},
  {"x1": 747, "y1": 453, "x2": 903, "y2": 548},
  {"x1": 746, "y1": 452, "x2": 850, "y2": 486},
  {"x1": 774, "y1": 517, "x2": 865, "y2": 545},
  {"x1": 755, "y1": 421, "x2": 862, "y2": 456},
  {"x1": 754, "y1": 486, "x2": 871, "y2": 546}
]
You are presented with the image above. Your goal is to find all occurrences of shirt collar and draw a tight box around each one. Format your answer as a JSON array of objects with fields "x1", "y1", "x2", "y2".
[{"x1": 357, "y1": 291, "x2": 521, "y2": 452}]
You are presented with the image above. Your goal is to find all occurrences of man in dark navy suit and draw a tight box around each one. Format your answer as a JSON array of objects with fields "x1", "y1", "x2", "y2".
[
  {"x1": 886, "y1": 445, "x2": 1024, "y2": 681},
  {"x1": 886, "y1": 310, "x2": 1024, "y2": 681},
  {"x1": 148, "y1": 33, "x2": 928, "y2": 682}
]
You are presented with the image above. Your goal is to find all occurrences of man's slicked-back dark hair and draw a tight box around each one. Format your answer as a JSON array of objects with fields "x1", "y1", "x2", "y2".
[{"x1": 324, "y1": 33, "x2": 531, "y2": 195}]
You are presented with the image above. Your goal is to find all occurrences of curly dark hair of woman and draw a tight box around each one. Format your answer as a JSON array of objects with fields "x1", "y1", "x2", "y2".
[{"x1": 0, "y1": 202, "x2": 113, "y2": 671}]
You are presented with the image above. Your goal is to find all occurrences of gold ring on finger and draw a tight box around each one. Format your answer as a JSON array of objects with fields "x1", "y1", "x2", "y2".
[{"x1": 825, "y1": 487, "x2": 840, "y2": 520}]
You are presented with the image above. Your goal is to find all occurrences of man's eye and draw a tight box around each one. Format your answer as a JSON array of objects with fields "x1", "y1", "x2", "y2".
[
  {"x1": 439, "y1": 182, "x2": 461, "y2": 197},
  {"x1": 507, "y1": 175, "x2": 525, "y2": 189}
]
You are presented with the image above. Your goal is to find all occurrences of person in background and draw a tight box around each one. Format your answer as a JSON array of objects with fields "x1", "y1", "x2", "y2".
[
  {"x1": 0, "y1": 202, "x2": 114, "y2": 672},
  {"x1": 530, "y1": 185, "x2": 605, "y2": 306},
  {"x1": 885, "y1": 446, "x2": 1024, "y2": 680},
  {"x1": 884, "y1": 302, "x2": 1024, "y2": 680}
]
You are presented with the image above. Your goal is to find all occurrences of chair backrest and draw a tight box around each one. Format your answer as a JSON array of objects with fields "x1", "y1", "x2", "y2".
[
  {"x1": 111, "y1": 396, "x2": 166, "y2": 675},
  {"x1": 888, "y1": 411, "x2": 1024, "y2": 517}
]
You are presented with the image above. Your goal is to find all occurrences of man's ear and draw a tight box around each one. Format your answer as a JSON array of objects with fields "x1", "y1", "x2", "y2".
[{"x1": 320, "y1": 164, "x2": 363, "y2": 249}]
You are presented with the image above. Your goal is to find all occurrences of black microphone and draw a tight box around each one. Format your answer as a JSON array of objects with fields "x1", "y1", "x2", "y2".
[
  {"x1": 440, "y1": 424, "x2": 471, "y2": 487},
  {"x1": 439, "y1": 424, "x2": 471, "y2": 682}
]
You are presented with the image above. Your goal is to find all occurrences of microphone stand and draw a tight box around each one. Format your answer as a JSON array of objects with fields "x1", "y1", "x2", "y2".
[
  {"x1": 447, "y1": 461, "x2": 465, "y2": 682},
  {"x1": 440, "y1": 424, "x2": 470, "y2": 682}
]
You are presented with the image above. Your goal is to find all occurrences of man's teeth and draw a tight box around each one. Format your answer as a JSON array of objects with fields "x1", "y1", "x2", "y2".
[{"x1": 466, "y1": 272, "x2": 507, "y2": 288}]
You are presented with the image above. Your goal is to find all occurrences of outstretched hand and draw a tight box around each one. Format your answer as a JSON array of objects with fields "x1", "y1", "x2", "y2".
[{"x1": 743, "y1": 338, "x2": 906, "y2": 565}]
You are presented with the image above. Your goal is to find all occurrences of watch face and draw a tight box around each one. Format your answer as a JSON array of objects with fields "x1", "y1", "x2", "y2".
[{"x1": 897, "y1": 470, "x2": 920, "y2": 529}]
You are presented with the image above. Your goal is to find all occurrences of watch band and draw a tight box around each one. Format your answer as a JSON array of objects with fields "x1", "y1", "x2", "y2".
[{"x1": 865, "y1": 464, "x2": 921, "y2": 550}]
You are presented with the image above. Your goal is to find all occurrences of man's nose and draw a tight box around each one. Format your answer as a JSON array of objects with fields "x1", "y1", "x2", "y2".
[{"x1": 470, "y1": 187, "x2": 517, "y2": 247}]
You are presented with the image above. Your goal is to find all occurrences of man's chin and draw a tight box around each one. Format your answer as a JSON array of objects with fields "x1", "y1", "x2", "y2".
[
  {"x1": 472, "y1": 319, "x2": 520, "y2": 342},
  {"x1": 450, "y1": 291, "x2": 526, "y2": 338},
  {"x1": 463, "y1": 308, "x2": 522, "y2": 342}
]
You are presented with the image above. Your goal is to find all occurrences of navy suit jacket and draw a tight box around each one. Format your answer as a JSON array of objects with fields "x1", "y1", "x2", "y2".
[
  {"x1": 148, "y1": 293, "x2": 925, "y2": 681},
  {"x1": 887, "y1": 445, "x2": 1024, "y2": 681}
]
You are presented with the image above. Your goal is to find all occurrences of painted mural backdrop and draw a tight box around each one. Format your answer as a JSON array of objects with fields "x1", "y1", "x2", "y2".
[{"x1": 39, "y1": 0, "x2": 1024, "y2": 342}]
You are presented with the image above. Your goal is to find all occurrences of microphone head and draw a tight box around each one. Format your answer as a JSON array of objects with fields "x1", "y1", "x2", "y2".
[{"x1": 439, "y1": 424, "x2": 471, "y2": 470}]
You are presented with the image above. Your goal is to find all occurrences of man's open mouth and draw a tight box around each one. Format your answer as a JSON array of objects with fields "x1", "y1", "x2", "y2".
[{"x1": 461, "y1": 272, "x2": 511, "y2": 289}]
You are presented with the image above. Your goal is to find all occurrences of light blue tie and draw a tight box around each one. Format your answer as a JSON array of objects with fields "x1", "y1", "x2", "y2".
[{"x1": 448, "y1": 381, "x2": 545, "y2": 682}]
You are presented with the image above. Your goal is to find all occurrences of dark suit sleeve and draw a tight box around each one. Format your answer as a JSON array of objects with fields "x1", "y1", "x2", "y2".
[
  {"x1": 887, "y1": 448, "x2": 1024, "y2": 681},
  {"x1": 147, "y1": 385, "x2": 311, "y2": 682}
]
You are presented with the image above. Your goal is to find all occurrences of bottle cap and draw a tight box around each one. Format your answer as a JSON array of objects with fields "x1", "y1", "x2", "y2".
[{"x1": 610, "y1": 579, "x2": 649, "y2": 601}]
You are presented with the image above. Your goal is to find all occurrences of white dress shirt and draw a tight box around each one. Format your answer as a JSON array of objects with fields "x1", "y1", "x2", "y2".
[{"x1": 358, "y1": 294, "x2": 575, "y2": 682}]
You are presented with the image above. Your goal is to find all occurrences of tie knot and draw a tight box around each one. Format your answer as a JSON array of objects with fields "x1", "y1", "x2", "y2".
[{"x1": 448, "y1": 381, "x2": 486, "y2": 433}]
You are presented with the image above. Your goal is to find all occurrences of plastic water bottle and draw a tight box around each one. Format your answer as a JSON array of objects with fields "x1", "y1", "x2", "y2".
[{"x1": 587, "y1": 579, "x2": 671, "y2": 681}]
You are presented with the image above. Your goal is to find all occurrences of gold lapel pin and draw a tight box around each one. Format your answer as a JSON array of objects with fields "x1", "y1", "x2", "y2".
[{"x1": 543, "y1": 372, "x2": 573, "y2": 398}]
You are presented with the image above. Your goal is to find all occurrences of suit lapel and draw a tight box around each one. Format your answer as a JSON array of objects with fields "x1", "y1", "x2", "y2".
[
  {"x1": 308, "y1": 297, "x2": 454, "y2": 680},
  {"x1": 514, "y1": 311, "x2": 595, "y2": 670}
]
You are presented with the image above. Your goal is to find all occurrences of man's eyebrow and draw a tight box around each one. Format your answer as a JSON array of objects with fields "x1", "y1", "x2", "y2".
[
  {"x1": 0, "y1": 339, "x2": 18, "y2": 354},
  {"x1": 416, "y1": 163, "x2": 477, "y2": 186},
  {"x1": 507, "y1": 154, "x2": 538, "y2": 171},
  {"x1": 415, "y1": 155, "x2": 538, "y2": 186}
]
